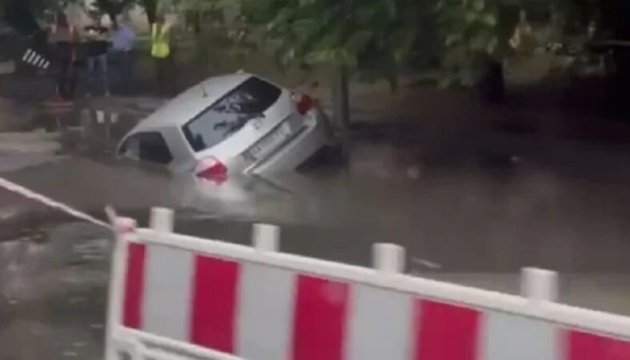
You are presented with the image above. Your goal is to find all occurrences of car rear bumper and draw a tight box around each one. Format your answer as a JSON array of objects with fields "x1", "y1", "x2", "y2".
[{"x1": 246, "y1": 110, "x2": 333, "y2": 175}]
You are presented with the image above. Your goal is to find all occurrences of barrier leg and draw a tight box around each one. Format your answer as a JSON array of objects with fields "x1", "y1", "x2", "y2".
[
  {"x1": 150, "y1": 207, "x2": 174, "y2": 233},
  {"x1": 373, "y1": 243, "x2": 405, "y2": 274},
  {"x1": 80, "y1": 109, "x2": 91, "y2": 141},
  {"x1": 104, "y1": 216, "x2": 138, "y2": 360},
  {"x1": 252, "y1": 223, "x2": 280, "y2": 252},
  {"x1": 521, "y1": 267, "x2": 558, "y2": 303}
]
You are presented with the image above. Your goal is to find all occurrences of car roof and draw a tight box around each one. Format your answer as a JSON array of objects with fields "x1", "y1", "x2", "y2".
[{"x1": 130, "y1": 72, "x2": 267, "y2": 132}]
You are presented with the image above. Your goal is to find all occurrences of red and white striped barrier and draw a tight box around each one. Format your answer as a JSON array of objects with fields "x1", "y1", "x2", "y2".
[{"x1": 105, "y1": 207, "x2": 630, "y2": 360}]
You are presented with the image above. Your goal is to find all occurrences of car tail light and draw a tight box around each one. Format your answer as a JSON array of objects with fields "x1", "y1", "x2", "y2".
[
  {"x1": 195, "y1": 156, "x2": 227, "y2": 182},
  {"x1": 291, "y1": 93, "x2": 313, "y2": 115}
]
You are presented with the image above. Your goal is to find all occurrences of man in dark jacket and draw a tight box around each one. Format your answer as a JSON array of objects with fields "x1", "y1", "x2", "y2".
[{"x1": 84, "y1": 17, "x2": 110, "y2": 96}]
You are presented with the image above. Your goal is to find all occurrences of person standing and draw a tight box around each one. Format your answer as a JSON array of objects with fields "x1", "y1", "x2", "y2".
[
  {"x1": 84, "y1": 17, "x2": 110, "y2": 96},
  {"x1": 150, "y1": 14, "x2": 174, "y2": 96},
  {"x1": 110, "y1": 17, "x2": 136, "y2": 95},
  {"x1": 48, "y1": 11, "x2": 78, "y2": 100}
]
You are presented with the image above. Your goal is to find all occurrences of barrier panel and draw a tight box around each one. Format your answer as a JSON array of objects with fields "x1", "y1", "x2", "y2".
[{"x1": 105, "y1": 207, "x2": 630, "y2": 360}]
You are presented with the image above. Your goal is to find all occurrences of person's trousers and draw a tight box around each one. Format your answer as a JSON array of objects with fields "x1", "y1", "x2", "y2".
[
  {"x1": 154, "y1": 55, "x2": 175, "y2": 96},
  {"x1": 56, "y1": 58, "x2": 76, "y2": 100},
  {"x1": 87, "y1": 54, "x2": 109, "y2": 95},
  {"x1": 110, "y1": 50, "x2": 134, "y2": 94}
]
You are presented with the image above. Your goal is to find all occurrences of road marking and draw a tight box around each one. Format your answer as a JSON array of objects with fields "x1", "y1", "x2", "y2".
[{"x1": 0, "y1": 176, "x2": 109, "y2": 228}]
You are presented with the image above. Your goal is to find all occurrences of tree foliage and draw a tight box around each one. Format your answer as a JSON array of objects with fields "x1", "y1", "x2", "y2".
[
  {"x1": 238, "y1": 0, "x2": 424, "y2": 87},
  {"x1": 166, "y1": 0, "x2": 224, "y2": 13},
  {"x1": 3, "y1": 0, "x2": 600, "y2": 88},
  {"x1": 435, "y1": 0, "x2": 499, "y2": 86},
  {"x1": 224, "y1": 0, "x2": 507, "y2": 87},
  {"x1": 1, "y1": 0, "x2": 69, "y2": 33},
  {"x1": 90, "y1": 0, "x2": 136, "y2": 23}
]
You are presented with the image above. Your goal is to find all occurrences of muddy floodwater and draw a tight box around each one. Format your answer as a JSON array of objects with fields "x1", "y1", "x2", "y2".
[{"x1": 3, "y1": 100, "x2": 630, "y2": 358}]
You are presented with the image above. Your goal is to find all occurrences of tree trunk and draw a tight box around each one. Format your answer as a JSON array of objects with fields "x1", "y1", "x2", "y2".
[
  {"x1": 332, "y1": 65, "x2": 351, "y2": 161},
  {"x1": 4, "y1": 0, "x2": 40, "y2": 35},
  {"x1": 477, "y1": 58, "x2": 505, "y2": 104},
  {"x1": 142, "y1": 0, "x2": 157, "y2": 25},
  {"x1": 332, "y1": 65, "x2": 350, "y2": 128},
  {"x1": 107, "y1": 11, "x2": 118, "y2": 27},
  {"x1": 603, "y1": 0, "x2": 630, "y2": 119},
  {"x1": 185, "y1": 10, "x2": 201, "y2": 34}
]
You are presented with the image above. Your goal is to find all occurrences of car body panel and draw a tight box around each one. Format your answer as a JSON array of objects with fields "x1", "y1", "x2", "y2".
[
  {"x1": 160, "y1": 126, "x2": 197, "y2": 172},
  {"x1": 248, "y1": 109, "x2": 331, "y2": 175},
  {"x1": 191, "y1": 87, "x2": 296, "y2": 172},
  {"x1": 117, "y1": 73, "x2": 334, "y2": 176}
]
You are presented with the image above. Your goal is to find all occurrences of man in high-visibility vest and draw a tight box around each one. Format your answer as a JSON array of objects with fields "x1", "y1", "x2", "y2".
[{"x1": 151, "y1": 14, "x2": 175, "y2": 96}]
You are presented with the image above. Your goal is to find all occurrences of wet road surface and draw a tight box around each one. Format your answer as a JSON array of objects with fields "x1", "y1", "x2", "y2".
[
  {"x1": 4, "y1": 101, "x2": 630, "y2": 358},
  {"x1": 0, "y1": 221, "x2": 109, "y2": 360}
]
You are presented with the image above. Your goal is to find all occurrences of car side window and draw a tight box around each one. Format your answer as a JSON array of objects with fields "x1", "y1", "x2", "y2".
[
  {"x1": 182, "y1": 76, "x2": 282, "y2": 152},
  {"x1": 118, "y1": 131, "x2": 173, "y2": 165}
]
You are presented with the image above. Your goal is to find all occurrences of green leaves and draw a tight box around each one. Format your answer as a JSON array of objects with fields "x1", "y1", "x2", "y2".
[
  {"x1": 481, "y1": 13, "x2": 497, "y2": 26},
  {"x1": 472, "y1": 0, "x2": 484, "y2": 12},
  {"x1": 167, "y1": 0, "x2": 504, "y2": 89},
  {"x1": 92, "y1": 0, "x2": 136, "y2": 19},
  {"x1": 435, "y1": 0, "x2": 500, "y2": 86},
  {"x1": 237, "y1": 0, "x2": 422, "y2": 88}
]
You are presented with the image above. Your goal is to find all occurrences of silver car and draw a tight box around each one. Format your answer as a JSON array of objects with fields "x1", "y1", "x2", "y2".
[{"x1": 116, "y1": 73, "x2": 335, "y2": 181}]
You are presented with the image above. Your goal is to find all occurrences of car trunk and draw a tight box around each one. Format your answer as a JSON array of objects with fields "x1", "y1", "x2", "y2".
[{"x1": 194, "y1": 89, "x2": 306, "y2": 172}]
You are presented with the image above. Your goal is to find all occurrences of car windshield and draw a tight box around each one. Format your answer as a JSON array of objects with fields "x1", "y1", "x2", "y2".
[{"x1": 182, "y1": 76, "x2": 282, "y2": 152}]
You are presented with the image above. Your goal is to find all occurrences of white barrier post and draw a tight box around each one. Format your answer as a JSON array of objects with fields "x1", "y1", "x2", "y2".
[
  {"x1": 373, "y1": 243, "x2": 405, "y2": 274},
  {"x1": 80, "y1": 109, "x2": 91, "y2": 140},
  {"x1": 105, "y1": 216, "x2": 138, "y2": 360},
  {"x1": 96, "y1": 110, "x2": 105, "y2": 124},
  {"x1": 150, "y1": 207, "x2": 174, "y2": 233},
  {"x1": 252, "y1": 223, "x2": 280, "y2": 252},
  {"x1": 521, "y1": 267, "x2": 558, "y2": 303}
]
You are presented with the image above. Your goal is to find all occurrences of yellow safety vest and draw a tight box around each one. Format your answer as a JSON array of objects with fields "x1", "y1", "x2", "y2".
[{"x1": 151, "y1": 24, "x2": 170, "y2": 58}]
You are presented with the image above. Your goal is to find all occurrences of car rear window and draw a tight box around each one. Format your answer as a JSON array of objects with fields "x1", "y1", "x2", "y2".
[
  {"x1": 182, "y1": 76, "x2": 282, "y2": 152},
  {"x1": 118, "y1": 131, "x2": 173, "y2": 165}
]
